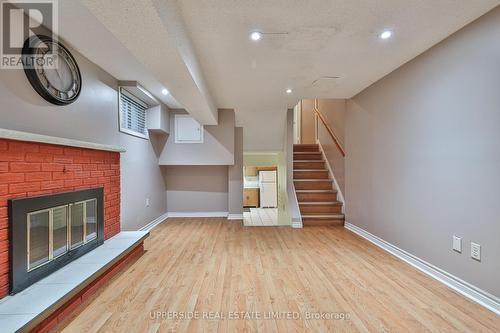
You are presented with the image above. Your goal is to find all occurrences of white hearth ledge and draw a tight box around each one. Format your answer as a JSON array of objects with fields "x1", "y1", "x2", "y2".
[
  {"x1": 0, "y1": 128, "x2": 126, "y2": 152},
  {"x1": 0, "y1": 231, "x2": 149, "y2": 333}
]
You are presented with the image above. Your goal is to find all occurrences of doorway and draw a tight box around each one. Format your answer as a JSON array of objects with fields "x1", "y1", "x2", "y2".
[{"x1": 243, "y1": 166, "x2": 278, "y2": 226}]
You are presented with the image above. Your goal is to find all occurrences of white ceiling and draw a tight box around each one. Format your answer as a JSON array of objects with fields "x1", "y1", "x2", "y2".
[
  {"x1": 58, "y1": 0, "x2": 499, "y2": 149},
  {"x1": 178, "y1": 0, "x2": 499, "y2": 111}
]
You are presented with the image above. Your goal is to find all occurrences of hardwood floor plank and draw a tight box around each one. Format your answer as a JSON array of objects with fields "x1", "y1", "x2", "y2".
[{"x1": 56, "y1": 218, "x2": 500, "y2": 333}]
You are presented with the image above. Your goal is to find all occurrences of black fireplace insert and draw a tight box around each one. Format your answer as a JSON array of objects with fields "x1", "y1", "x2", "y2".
[{"x1": 8, "y1": 188, "x2": 104, "y2": 294}]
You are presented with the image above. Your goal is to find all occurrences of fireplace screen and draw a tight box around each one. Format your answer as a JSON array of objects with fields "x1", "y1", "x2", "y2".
[
  {"x1": 27, "y1": 199, "x2": 97, "y2": 272},
  {"x1": 10, "y1": 188, "x2": 104, "y2": 294}
]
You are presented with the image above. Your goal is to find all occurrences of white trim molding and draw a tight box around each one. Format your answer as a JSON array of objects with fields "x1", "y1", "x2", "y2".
[
  {"x1": 291, "y1": 220, "x2": 303, "y2": 228},
  {"x1": 345, "y1": 222, "x2": 500, "y2": 315},
  {"x1": 139, "y1": 212, "x2": 169, "y2": 232},
  {"x1": 227, "y1": 214, "x2": 243, "y2": 220},
  {"x1": 0, "y1": 128, "x2": 126, "y2": 152},
  {"x1": 167, "y1": 212, "x2": 228, "y2": 218}
]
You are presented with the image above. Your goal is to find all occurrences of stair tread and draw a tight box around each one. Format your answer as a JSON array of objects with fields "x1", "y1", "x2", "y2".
[
  {"x1": 299, "y1": 201, "x2": 342, "y2": 205},
  {"x1": 302, "y1": 214, "x2": 345, "y2": 219},
  {"x1": 296, "y1": 189, "x2": 337, "y2": 193},
  {"x1": 294, "y1": 179, "x2": 332, "y2": 182}
]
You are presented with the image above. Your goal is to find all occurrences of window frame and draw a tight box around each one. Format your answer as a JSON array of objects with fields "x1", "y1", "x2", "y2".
[{"x1": 118, "y1": 87, "x2": 149, "y2": 139}]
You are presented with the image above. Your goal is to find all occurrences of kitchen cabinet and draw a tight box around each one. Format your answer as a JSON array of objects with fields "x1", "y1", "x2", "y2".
[
  {"x1": 245, "y1": 166, "x2": 258, "y2": 176},
  {"x1": 243, "y1": 188, "x2": 259, "y2": 207}
]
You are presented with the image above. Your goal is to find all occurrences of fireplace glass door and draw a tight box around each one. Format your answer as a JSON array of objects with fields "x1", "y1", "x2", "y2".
[
  {"x1": 26, "y1": 198, "x2": 100, "y2": 271},
  {"x1": 52, "y1": 206, "x2": 68, "y2": 258},
  {"x1": 70, "y1": 202, "x2": 85, "y2": 249},
  {"x1": 85, "y1": 199, "x2": 97, "y2": 242},
  {"x1": 27, "y1": 209, "x2": 50, "y2": 271}
]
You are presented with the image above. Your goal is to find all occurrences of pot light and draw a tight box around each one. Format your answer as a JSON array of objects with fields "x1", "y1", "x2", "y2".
[
  {"x1": 286, "y1": 88, "x2": 292, "y2": 94},
  {"x1": 250, "y1": 31, "x2": 263, "y2": 41},
  {"x1": 161, "y1": 88, "x2": 169, "y2": 95},
  {"x1": 379, "y1": 30, "x2": 393, "y2": 40}
]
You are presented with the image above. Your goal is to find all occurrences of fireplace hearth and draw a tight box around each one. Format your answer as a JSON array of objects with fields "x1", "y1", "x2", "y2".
[{"x1": 9, "y1": 188, "x2": 104, "y2": 294}]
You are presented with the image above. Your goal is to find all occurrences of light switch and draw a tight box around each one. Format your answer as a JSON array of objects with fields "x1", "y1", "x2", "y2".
[
  {"x1": 471, "y1": 242, "x2": 481, "y2": 261},
  {"x1": 452, "y1": 236, "x2": 462, "y2": 253}
]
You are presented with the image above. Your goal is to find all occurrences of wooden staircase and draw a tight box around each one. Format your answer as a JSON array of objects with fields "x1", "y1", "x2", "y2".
[{"x1": 293, "y1": 144, "x2": 344, "y2": 226}]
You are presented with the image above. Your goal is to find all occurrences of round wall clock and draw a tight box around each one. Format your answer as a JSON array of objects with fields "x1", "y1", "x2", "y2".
[{"x1": 22, "y1": 35, "x2": 82, "y2": 105}]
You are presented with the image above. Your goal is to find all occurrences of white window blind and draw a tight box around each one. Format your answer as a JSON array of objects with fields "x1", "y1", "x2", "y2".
[{"x1": 119, "y1": 88, "x2": 148, "y2": 138}]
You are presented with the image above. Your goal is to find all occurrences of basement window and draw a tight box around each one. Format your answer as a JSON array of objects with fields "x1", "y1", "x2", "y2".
[{"x1": 119, "y1": 87, "x2": 148, "y2": 139}]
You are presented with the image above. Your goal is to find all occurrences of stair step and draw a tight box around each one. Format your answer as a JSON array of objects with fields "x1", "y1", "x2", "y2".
[
  {"x1": 293, "y1": 152, "x2": 323, "y2": 160},
  {"x1": 294, "y1": 161, "x2": 325, "y2": 169},
  {"x1": 294, "y1": 179, "x2": 332, "y2": 190},
  {"x1": 299, "y1": 202, "x2": 342, "y2": 214},
  {"x1": 296, "y1": 190, "x2": 338, "y2": 202},
  {"x1": 293, "y1": 144, "x2": 319, "y2": 152},
  {"x1": 293, "y1": 170, "x2": 329, "y2": 179},
  {"x1": 296, "y1": 189, "x2": 338, "y2": 192},
  {"x1": 302, "y1": 214, "x2": 345, "y2": 227}
]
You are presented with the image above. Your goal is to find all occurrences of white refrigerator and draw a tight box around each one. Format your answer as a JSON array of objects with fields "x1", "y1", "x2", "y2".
[{"x1": 259, "y1": 171, "x2": 277, "y2": 208}]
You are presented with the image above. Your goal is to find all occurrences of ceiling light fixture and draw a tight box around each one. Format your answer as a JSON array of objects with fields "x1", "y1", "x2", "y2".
[
  {"x1": 379, "y1": 30, "x2": 393, "y2": 40},
  {"x1": 250, "y1": 31, "x2": 263, "y2": 41},
  {"x1": 286, "y1": 88, "x2": 292, "y2": 94},
  {"x1": 161, "y1": 88, "x2": 169, "y2": 95}
]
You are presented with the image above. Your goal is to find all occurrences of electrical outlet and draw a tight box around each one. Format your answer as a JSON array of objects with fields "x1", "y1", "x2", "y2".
[
  {"x1": 146, "y1": 197, "x2": 150, "y2": 207},
  {"x1": 452, "y1": 236, "x2": 462, "y2": 253},
  {"x1": 471, "y1": 242, "x2": 481, "y2": 261}
]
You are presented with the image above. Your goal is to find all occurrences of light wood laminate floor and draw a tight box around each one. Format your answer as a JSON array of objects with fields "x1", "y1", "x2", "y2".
[{"x1": 57, "y1": 218, "x2": 499, "y2": 332}]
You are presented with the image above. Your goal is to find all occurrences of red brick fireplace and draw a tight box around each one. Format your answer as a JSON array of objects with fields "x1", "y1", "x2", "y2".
[{"x1": 0, "y1": 138, "x2": 121, "y2": 299}]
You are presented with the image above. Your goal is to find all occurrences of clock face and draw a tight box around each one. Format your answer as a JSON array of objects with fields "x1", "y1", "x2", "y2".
[{"x1": 22, "y1": 35, "x2": 82, "y2": 105}]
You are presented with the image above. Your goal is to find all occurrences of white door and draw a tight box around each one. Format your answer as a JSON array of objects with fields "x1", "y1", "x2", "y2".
[{"x1": 260, "y1": 183, "x2": 277, "y2": 208}]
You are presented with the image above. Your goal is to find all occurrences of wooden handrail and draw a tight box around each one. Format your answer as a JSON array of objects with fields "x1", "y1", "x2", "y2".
[{"x1": 313, "y1": 99, "x2": 346, "y2": 157}]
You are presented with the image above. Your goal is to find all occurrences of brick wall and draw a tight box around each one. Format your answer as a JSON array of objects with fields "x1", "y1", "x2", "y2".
[{"x1": 0, "y1": 139, "x2": 121, "y2": 298}]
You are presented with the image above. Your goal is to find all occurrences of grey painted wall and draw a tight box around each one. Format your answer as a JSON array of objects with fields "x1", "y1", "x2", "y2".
[
  {"x1": 228, "y1": 127, "x2": 243, "y2": 215},
  {"x1": 164, "y1": 166, "x2": 229, "y2": 213},
  {"x1": 0, "y1": 36, "x2": 167, "y2": 231},
  {"x1": 236, "y1": 109, "x2": 287, "y2": 151},
  {"x1": 345, "y1": 7, "x2": 500, "y2": 297},
  {"x1": 159, "y1": 109, "x2": 235, "y2": 165}
]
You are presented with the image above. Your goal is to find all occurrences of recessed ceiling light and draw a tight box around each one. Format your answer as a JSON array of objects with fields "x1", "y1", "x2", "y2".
[
  {"x1": 379, "y1": 30, "x2": 393, "y2": 40},
  {"x1": 250, "y1": 31, "x2": 263, "y2": 41},
  {"x1": 286, "y1": 88, "x2": 292, "y2": 94},
  {"x1": 161, "y1": 88, "x2": 169, "y2": 95}
]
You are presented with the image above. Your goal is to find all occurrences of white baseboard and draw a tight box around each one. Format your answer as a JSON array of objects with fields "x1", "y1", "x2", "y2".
[
  {"x1": 138, "y1": 212, "x2": 169, "y2": 232},
  {"x1": 345, "y1": 222, "x2": 500, "y2": 315},
  {"x1": 227, "y1": 213, "x2": 244, "y2": 220},
  {"x1": 291, "y1": 220, "x2": 303, "y2": 228},
  {"x1": 167, "y1": 212, "x2": 229, "y2": 218}
]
